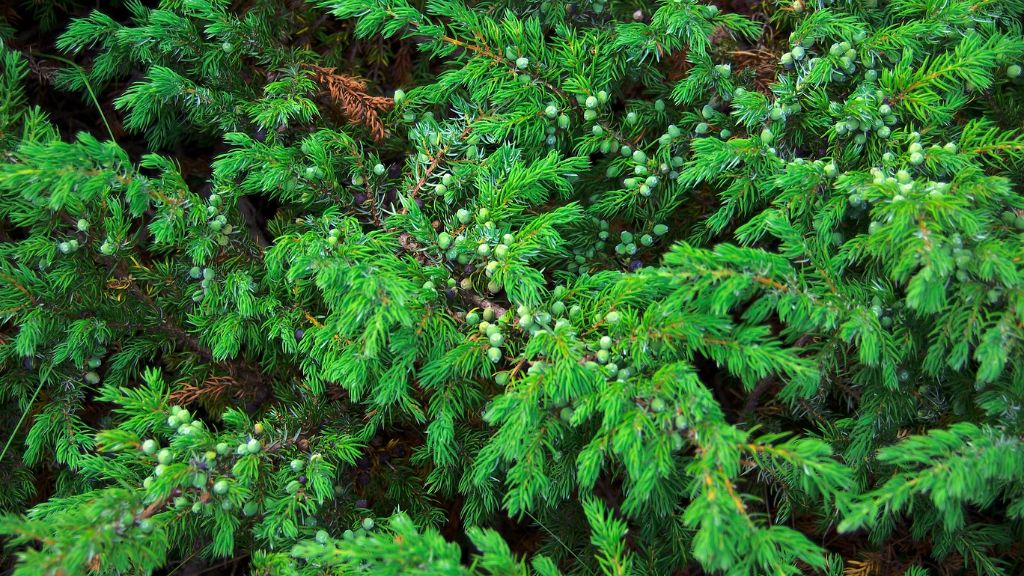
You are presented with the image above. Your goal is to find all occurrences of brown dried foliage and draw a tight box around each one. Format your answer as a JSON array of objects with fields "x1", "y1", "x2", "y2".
[
  {"x1": 309, "y1": 65, "x2": 393, "y2": 141},
  {"x1": 170, "y1": 375, "x2": 250, "y2": 406}
]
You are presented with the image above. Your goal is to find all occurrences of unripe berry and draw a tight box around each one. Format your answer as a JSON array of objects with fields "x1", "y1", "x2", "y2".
[
  {"x1": 792, "y1": 46, "x2": 805, "y2": 60},
  {"x1": 653, "y1": 224, "x2": 669, "y2": 236},
  {"x1": 246, "y1": 438, "x2": 262, "y2": 454},
  {"x1": 760, "y1": 127, "x2": 775, "y2": 144},
  {"x1": 654, "y1": 99, "x2": 665, "y2": 112},
  {"x1": 85, "y1": 371, "x2": 100, "y2": 384},
  {"x1": 142, "y1": 439, "x2": 159, "y2": 455},
  {"x1": 545, "y1": 105, "x2": 558, "y2": 118},
  {"x1": 909, "y1": 152, "x2": 924, "y2": 165},
  {"x1": 157, "y1": 449, "x2": 173, "y2": 465},
  {"x1": 456, "y1": 209, "x2": 471, "y2": 224},
  {"x1": 487, "y1": 347, "x2": 502, "y2": 363},
  {"x1": 489, "y1": 333, "x2": 504, "y2": 347},
  {"x1": 438, "y1": 232, "x2": 452, "y2": 250},
  {"x1": 650, "y1": 398, "x2": 666, "y2": 412},
  {"x1": 1007, "y1": 64, "x2": 1022, "y2": 78},
  {"x1": 515, "y1": 57, "x2": 529, "y2": 69},
  {"x1": 373, "y1": 163, "x2": 386, "y2": 176},
  {"x1": 605, "y1": 310, "x2": 622, "y2": 324},
  {"x1": 494, "y1": 244, "x2": 509, "y2": 259},
  {"x1": 213, "y1": 480, "x2": 229, "y2": 495},
  {"x1": 695, "y1": 122, "x2": 709, "y2": 134}
]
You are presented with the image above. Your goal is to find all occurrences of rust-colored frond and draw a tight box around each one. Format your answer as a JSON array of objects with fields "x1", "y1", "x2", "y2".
[
  {"x1": 308, "y1": 65, "x2": 393, "y2": 141},
  {"x1": 170, "y1": 375, "x2": 246, "y2": 406}
]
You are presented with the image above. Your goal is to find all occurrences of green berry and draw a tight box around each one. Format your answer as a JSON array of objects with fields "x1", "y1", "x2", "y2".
[
  {"x1": 650, "y1": 398, "x2": 666, "y2": 413},
  {"x1": 605, "y1": 310, "x2": 622, "y2": 324},
  {"x1": 515, "y1": 57, "x2": 529, "y2": 69},
  {"x1": 654, "y1": 99, "x2": 665, "y2": 112},
  {"x1": 487, "y1": 347, "x2": 503, "y2": 363},
  {"x1": 213, "y1": 480, "x2": 229, "y2": 495},
  {"x1": 157, "y1": 449, "x2": 173, "y2": 465},
  {"x1": 316, "y1": 530, "x2": 330, "y2": 544},
  {"x1": 142, "y1": 439, "x2": 159, "y2": 455},
  {"x1": 586, "y1": 95, "x2": 599, "y2": 109},
  {"x1": 695, "y1": 122, "x2": 709, "y2": 134},
  {"x1": 373, "y1": 164, "x2": 386, "y2": 176},
  {"x1": 792, "y1": 46, "x2": 806, "y2": 60},
  {"x1": 626, "y1": 111, "x2": 638, "y2": 123},
  {"x1": 243, "y1": 501, "x2": 259, "y2": 516},
  {"x1": 362, "y1": 517, "x2": 375, "y2": 530},
  {"x1": 1008, "y1": 64, "x2": 1022, "y2": 78},
  {"x1": 760, "y1": 127, "x2": 774, "y2": 145},
  {"x1": 247, "y1": 438, "x2": 262, "y2": 454},
  {"x1": 545, "y1": 105, "x2": 558, "y2": 118},
  {"x1": 653, "y1": 224, "x2": 669, "y2": 236},
  {"x1": 85, "y1": 371, "x2": 100, "y2": 384}
]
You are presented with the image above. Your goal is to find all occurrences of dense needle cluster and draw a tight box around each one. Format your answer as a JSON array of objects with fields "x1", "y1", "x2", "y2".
[{"x1": 1, "y1": 0, "x2": 1024, "y2": 574}]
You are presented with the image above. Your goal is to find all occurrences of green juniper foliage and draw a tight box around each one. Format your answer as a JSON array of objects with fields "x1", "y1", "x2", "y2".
[{"x1": 1, "y1": 0, "x2": 1024, "y2": 573}]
